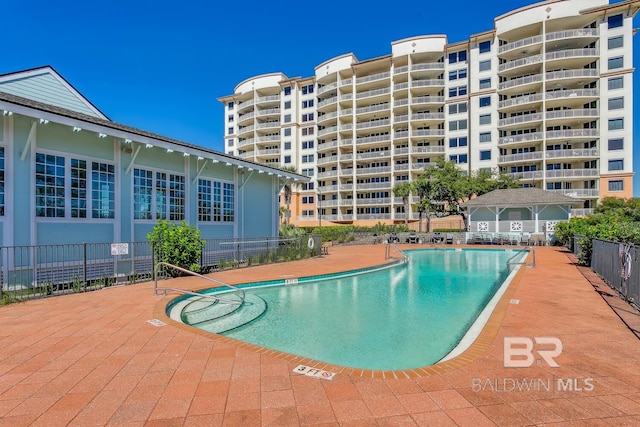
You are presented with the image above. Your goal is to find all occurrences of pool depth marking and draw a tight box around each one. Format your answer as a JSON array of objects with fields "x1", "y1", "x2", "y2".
[{"x1": 293, "y1": 365, "x2": 336, "y2": 380}]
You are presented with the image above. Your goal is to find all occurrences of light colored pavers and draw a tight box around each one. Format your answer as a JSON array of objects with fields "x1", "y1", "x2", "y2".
[{"x1": 0, "y1": 245, "x2": 639, "y2": 426}]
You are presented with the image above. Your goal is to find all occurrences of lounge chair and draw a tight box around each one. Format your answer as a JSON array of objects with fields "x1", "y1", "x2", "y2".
[
  {"x1": 387, "y1": 232, "x2": 400, "y2": 244},
  {"x1": 431, "y1": 232, "x2": 443, "y2": 244},
  {"x1": 406, "y1": 232, "x2": 419, "y2": 244},
  {"x1": 445, "y1": 233, "x2": 454, "y2": 244}
]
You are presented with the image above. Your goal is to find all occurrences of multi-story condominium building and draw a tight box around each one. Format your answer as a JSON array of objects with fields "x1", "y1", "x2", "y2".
[{"x1": 219, "y1": 0, "x2": 637, "y2": 226}]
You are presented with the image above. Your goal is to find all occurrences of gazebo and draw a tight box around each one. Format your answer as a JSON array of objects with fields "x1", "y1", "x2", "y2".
[{"x1": 460, "y1": 188, "x2": 584, "y2": 244}]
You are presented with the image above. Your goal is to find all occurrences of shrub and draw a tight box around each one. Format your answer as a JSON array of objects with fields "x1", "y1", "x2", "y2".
[{"x1": 148, "y1": 220, "x2": 204, "y2": 276}]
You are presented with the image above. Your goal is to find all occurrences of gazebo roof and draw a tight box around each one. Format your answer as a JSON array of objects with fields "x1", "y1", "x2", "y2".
[{"x1": 460, "y1": 188, "x2": 584, "y2": 208}]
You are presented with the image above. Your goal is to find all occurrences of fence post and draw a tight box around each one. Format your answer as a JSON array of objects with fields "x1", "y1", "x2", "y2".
[{"x1": 83, "y1": 242, "x2": 87, "y2": 291}]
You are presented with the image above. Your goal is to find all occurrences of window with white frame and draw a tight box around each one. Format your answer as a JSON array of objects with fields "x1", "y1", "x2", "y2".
[
  {"x1": 133, "y1": 168, "x2": 184, "y2": 220},
  {"x1": 609, "y1": 118, "x2": 624, "y2": 130},
  {"x1": 479, "y1": 78, "x2": 491, "y2": 89},
  {"x1": 449, "y1": 85, "x2": 467, "y2": 97},
  {"x1": 36, "y1": 152, "x2": 115, "y2": 219},
  {"x1": 479, "y1": 41, "x2": 491, "y2": 53},
  {"x1": 284, "y1": 128, "x2": 291, "y2": 137},
  {"x1": 608, "y1": 77, "x2": 624, "y2": 90},
  {"x1": 479, "y1": 96, "x2": 491, "y2": 107},
  {"x1": 302, "y1": 127, "x2": 314, "y2": 136},
  {"x1": 448, "y1": 102, "x2": 467, "y2": 114},
  {"x1": 479, "y1": 132, "x2": 491, "y2": 143},
  {"x1": 608, "y1": 36, "x2": 623, "y2": 50},
  {"x1": 449, "y1": 119, "x2": 467, "y2": 131},
  {"x1": 449, "y1": 137, "x2": 467, "y2": 148},
  {"x1": 223, "y1": 183, "x2": 234, "y2": 222},
  {"x1": 479, "y1": 114, "x2": 491, "y2": 125},
  {"x1": 608, "y1": 180, "x2": 624, "y2": 192},
  {"x1": 608, "y1": 97, "x2": 624, "y2": 110},
  {"x1": 479, "y1": 60, "x2": 491, "y2": 72},
  {"x1": 608, "y1": 159, "x2": 624, "y2": 171},
  {"x1": 448, "y1": 69, "x2": 467, "y2": 81},
  {"x1": 301, "y1": 168, "x2": 314, "y2": 176},
  {"x1": 302, "y1": 100, "x2": 314, "y2": 109},
  {"x1": 448, "y1": 50, "x2": 467, "y2": 63},
  {"x1": 302, "y1": 84, "x2": 314, "y2": 94},
  {"x1": 480, "y1": 150, "x2": 491, "y2": 161},
  {"x1": 301, "y1": 140, "x2": 314, "y2": 149},
  {"x1": 302, "y1": 154, "x2": 314, "y2": 163},
  {"x1": 608, "y1": 56, "x2": 623, "y2": 70},
  {"x1": 608, "y1": 138, "x2": 623, "y2": 150},
  {"x1": 302, "y1": 113, "x2": 314, "y2": 122},
  {"x1": 302, "y1": 196, "x2": 314, "y2": 204},
  {"x1": 449, "y1": 154, "x2": 468, "y2": 164}
]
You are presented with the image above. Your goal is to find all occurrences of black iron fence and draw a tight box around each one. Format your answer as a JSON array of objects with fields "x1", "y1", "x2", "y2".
[
  {"x1": 590, "y1": 239, "x2": 640, "y2": 309},
  {"x1": 0, "y1": 235, "x2": 321, "y2": 303}
]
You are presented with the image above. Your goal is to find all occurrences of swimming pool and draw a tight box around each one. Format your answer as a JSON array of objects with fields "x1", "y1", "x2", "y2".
[{"x1": 170, "y1": 248, "x2": 525, "y2": 371}]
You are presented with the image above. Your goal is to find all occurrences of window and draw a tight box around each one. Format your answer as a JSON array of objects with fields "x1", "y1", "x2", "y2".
[
  {"x1": 449, "y1": 85, "x2": 467, "y2": 97},
  {"x1": 449, "y1": 119, "x2": 468, "y2": 131},
  {"x1": 302, "y1": 113, "x2": 314, "y2": 122},
  {"x1": 227, "y1": 101, "x2": 234, "y2": 109},
  {"x1": 227, "y1": 115, "x2": 234, "y2": 123},
  {"x1": 479, "y1": 96, "x2": 491, "y2": 107},
  {"x1": 152, "y1": 173, "x2": 185, "y2": 221},
  {"x1": 480, "y1": 150, "x2": 491, "y2": 161},
  {"x1": 608, "y1": 180, "x2": 624, "y2": 192},
  {"x1": 133, "y1": 169, "x2": 153, "y2": 220},
  {"x1": 227, "y1": 127, "x2": 233, "y2": 134},
  {"x1": 302, "y1": 140, "x2": 314, "y2": 149},
  {"x1": 302, "y1": 127, "x2": 314, "y2": 136},
  {"x1": 609, "y1": 118, "x2": 624, "y2": 130},
  {"x1": 227, "y1": 139, "x2": 234, "y2": 147},
  {"x1": 448, "y1": 69, "x2": 467, "y2": 80},
  {"x1": 302, "y1": 182, "x2": 314, "y2": 191},
  {"x1": 302, "y1": 100, "x2": 314, "y2": 108},
  {"x1": 284, "y1": 86, "x2": 291, "y2": 96},
  {"x1": 479, "y1": 132, "x2": 491, "y2": 143},
  {"x1": 223, "y1": 183, "x2": 234, "y2": 222},
  {"x1": 608, "y1": 36, "x2": 623, "y2": 50},
  {"x1": 284, "y1": 114, "x2": 291, "y2": 123},
  {"x1": 302, "y1": 196, "x2": 314, "y2": 204},
  {"x1": 479, "y1": 78, "x2": 491, "y2": 90},
  {"x1": 609, "y1": 159, "x2": 623, "y2": 171},
  {"x1": 0, "y1": 147, "x2": 4, "y2": 216},
  {"x1": 608, "y1": 14, "x2": 623, "y2": 29},
  {"x1": 448, "y1": 102, "x2": 467, "y2": 114},
  {"x1": 608, "y1": 97, "x2": 624, "y2": 110},
  {"x1": 284, "y1": 128, "x2": 291, "y2": 137},
  {"x1": 448, "y1": 50, "x2": 467, "y2": 63},
  {"x1": 479, "y1": 41, "x2": 491, "y2": 53},
  {"x1": 608, "y1": 56, "x2": 623, "y2": 70},
  {"x1": 284, "y1": 101, "x2": 291, "y2": 109},
  {"x1": 479, "y1": 60, "x2": 491, "y2": 72},
  {"x1": 301, "y1": 168, "x2": 314, "y2": 176},
  {"x1": 36, "y1": 153, "x2": 115, "y2": 219},
  {"x1": 479, "y1": 114, "x2": 491, "y2": 125},
  {"x1": 608, "y1": 77, "x2": 624, "y2": 90},
  {"x1": 449, "y1": 154, "x2": 468, "y2": 164},
  {"x1": 284, "y1": 155, "x2": 291, "y2": 164},
  {"x1": 302, "y1": 154, "x2": 314, "y2": 163},
  {"x1": 197, "y1": 179, "x2": 213, "y2": 222},
  {"x1": 449, "y1": 137, "x2": 468, "y2": 148},
  {"x1": 284, "y1": 142, "x2": 291, "y2": 150},
  {"x1": 302, "y1": 84, "x2": 314, "y2": 94},
  {"x1": 608, "y1": 138, "x2": 624, "y2": 150}
]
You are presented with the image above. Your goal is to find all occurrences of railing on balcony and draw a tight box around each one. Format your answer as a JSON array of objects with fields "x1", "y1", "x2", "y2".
[
  {"x1": 498, "y1": 54, "x2": 543, "y2": 73},
  {"x1": 411, "y1": 62, "x2": 445, "y2": 71},
  {"x1": 412, "y1": 129, "x2": 445, "y2": 137},
  {"x1": 356, "y1": 198, "x2": 391, "y2": 205},
  {"x1": 498, "y1": 152, "x2": 544, "y2": 163},
  {"x1": 356, "y1": 87, "x2": 390, "y2": 99},
  {"x1": 545, "y1": 69, "x2": 598, "y2": 81},
  {"x1": 395, "y1": 164, "x2": 409, "y2": 171},
  {"x1": 544, "y1": 148, "x2": 599, "y2": 159},
  {"x1": 498, "y1": 113, "x2": 543, "y2": 127},
  {"x1": 498, "y1": 132, "x2": 544, "y2": 145},
  {"x1": 356, "y1": 135, "x2": 391, "y2": 144},
  {"x1": 356, "y1": 151, "x2": 390, "y2": 160},
  {"x1": 318, "y1": 96, "x2": 338, "y2": 108},
  {"x1": 356, "y1": 166, "x2": 392, "y2": 175},
  {"x1": 317, "y1": 111, "x2": 338, "y2": 122},
  {"x1": 256, "y1": 135, "x2": 280, "y2": 143},
  {"x1": 545, "y1": 48, "x2": 598, "y2": 61},
  {"x1": 545, "y1": 109, "x2": 599, "y2": 120},
  {"x1": 340, "y1": 138, "x2": 353, "y2": 146},
  {"x1": 356, "y1": 103, "x2": 390, "y2": 115},
  {"x1": 357, "y1": 182, "x2": 392, "y2": 190},
  {"x1": 317, "y1": 140, "x2": 338, "y2": 150},
  {"x1": 544, "y1": 168, "x2": 599, "y2": 178},
  {"x1": 257, "y1": 108, "x2": 280, "y2": 116},
  {"x1": 545, "y1": 88, "x2": 599, "y2": 101},
  {"x1": 318, "y1": 126, "x2": 338, "y2": 137},
  {"x1": 356, "y1": 119, "x2": 391, "y2": 130},
  {"x1": 411, "y1": 112, "x2": 445, "y2": 121},
  {"x1": 356, "y1": 71, "x2": 390, "y2": 85},
  {"x1": 499, "y1": 93, "x2": 543, "y2": 109},
  {"x1": 411, "y1": 79, "x2": 445, "y2": 88},
  {"x1": 571, "y1": 208, "x2": 594, "y2": 217},
  {"x1": 317, "y1": 170, "x2": 339, "y2": 179},
  {"x1": 237, "y1": 138, "x2": 255, "y2": 147},
  {"x1": 256, "y1": 148, "x2": 281, "y2": 156},
  {"x1": 546, "y1": 129, "x2": 599, "y2": 139},
  {"x1": 317, "y1": 82, "x2": 338, "y2": 95},
  {"x1": 506, "y1": 170, "x2": 544, "y2": 180},
  {"x1": 499, "y1": 74, "x2": 543, "y2": 91},
  {"x1": 238, "y1": 112, "x2": 255, "y2": 121},
  {"x1": 548, "y1": 188, "x2": 600, "y2": 198},
  {"x1": 546, "y1": 28, "x2": 598, "y2": 41},
  {"x1": 257, "y1": 95, "x2": 280, "y2": 103},
  {"x1": 257, "y1": 121, "x2": 280, "y2": 129},
  {"x1": 498, "y1": 35, "x2": 543, "y2": 54},
  {"x1": 411, "y1": 146, "x2": 445, "y2": 154}
]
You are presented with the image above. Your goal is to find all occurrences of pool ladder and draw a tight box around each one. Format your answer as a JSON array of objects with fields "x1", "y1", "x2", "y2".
[
  {"x1": 154, "y1": 261, "x2": 246, "y2": 305},
  {"x1": 507, "y1": 246, "x2": 536, "y2": 268},
  {"x1": 386, "y1": 243, "x2": 408, "y2": 264}
]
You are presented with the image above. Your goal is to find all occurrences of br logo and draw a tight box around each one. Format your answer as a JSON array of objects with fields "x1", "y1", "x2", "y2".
[{"x1": 503, "y1": 337, "x2": 562, "y2": 368}]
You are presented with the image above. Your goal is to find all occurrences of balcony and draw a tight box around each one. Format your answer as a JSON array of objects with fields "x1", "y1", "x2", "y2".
[
  {"x1": 548, "y1": 188, "x2": 600, "y2": 198},
  {"x1": 411, "y1": 79, "x2": 445, "y2": 88},
  {"x1": 506, "y1": 170, "x2": 544, "y2": 180},
  {"x1": 237, "y1": 152, "x2": 254, "y2": 159},
  {"x1": 355, "y1": 166, "x2": 392, "y2": 175},
  {"x1": 357, "y1": 182, "x2": 392, "y2": 190},
  {"x1": 237, "y1": 138, "x2": 255, "y2": 148},
  {"x1": 257, "y1": 108, "x2": 280, "y2": 117},
  {"x1": 356, "y1": 87, "x2": 390, "y2": 100},
  {"x1": 356, "y1": 71, "x2": 391, "y2": 85},
  {"x1": 545, "y1": 69, "x2": 598, "y2": 83},
  {"x1": 498, "y1": 113, "x2": 543, "y2": 128},
  {"x1": 395, "y1": 130, "x2": 409, "y2": 138},
  {"x1": 256, "y1": 121, "x2": 280, "y2": 129},
  {"x1": 412, "y1": 95, "x2": 445, "y2": 105},
  {"x1": 410, "y1": 146, "x2": 445, "y2": 154},
  {"x1": 498, "y1": 54, "x2": 543, "y2": 73},
  {"x1": 255, "y1": 148, "x2": 281, "y2": 156},
  {"x1": 544, "y1": 148, "x2": 599, "y2": 159},
  {"x1": 498, "y1": 93, "x2": 543, "y2": 110},
  {"x1": 412, "y1": 129, "x2": 445, "y2": 137},
  {"x1": 256, "y1": 135, "x2": 280, "y2": 143},
  {"x1": 317, "y1": 170, "x2": 339, "y2": 179},
  {"x1": 356, "y1": 151, "x2": 390, "y2": 160},
  {"x1": 544, "y1": 168, "x2": 599, "y2": 178},
  {"x1": 356, "y1": 119, "x2": 391, "y2": 130},
  {"x1": 317, "y1": 111, "x2": 338, "y2": 124},
  {"x1": 545, "y1": 48, "x2": 599, "y2": 63},
  {"x1": 237, "y1": 125, "x2": 255, "y2": 136},
  {"x1": 359, "y1": 214, "x2": 391, "y2": 220},
  {"x1": 356, "y1": 103, "x2": 390, "y2": 115},
  {"x1": 236, "y1": 99, "x2": 255, "y2": 112},
  {"x1": 545, "y1": 88, "x2": 599, "y2": 102},
  {"x1": 498, "y1": 74, "x2": 542, "y2": 91},
  {"x1": 545, "y1": 109, "x2": 599, "y2": 121},
  {"x1": 317, "y1": 140, "x2": 338, "y2": 151},
  {"x1": 411, "y1": 63, "x2": 445, "y2": 72},
  {"x1": 318, "y1": 125, "x2": 339, "y2": 137},
  {"x1": 341, "y1": 154, "x2": 354, "y2": 161},
  {"x1": 256, "y1": 95, "x2": 280, "y2": 104},
  {"x1": 395, "y1": 164, "x2": 409, "y2": 171},
  {"x1": 318, "y1": 96, "x2": 338, "y2": 108},
  {"x1": 571, "y1": 208, "x2": 594, "y2": 217},
  {"x1": 355, "y1": 135, "x2": 391, "y2": 144},
  {"x1": 411, "y1": 112, "x2": 445, "y2": 121},
  {"x1": 340, "y1": 138, "x2": 353, "y2": 146},
  {"x1": 237, "y1": 111, "x2": 255, "y2": 124},
  {"x1": 545, "y1": 129, "x2": 599, "y2": 140},
  {"x1": 317, "y1": 155, "x2": 338, "y2": 165},
  {"x1": 341, "y1": 184, "x2": 353, "y2": 191},
  {"x1": 317, "y1": 82, "x2": 338, "y2": 95},
  {"x1": 546, "y1": 28, "x2": 598, "y2": 42},
  {"x1": 498, "y1": 132, "x2": 543, "y2": 146},
  {"x1": 498, "y1": 152, "x2": 544, "y2": 163},
  {"x1": 498, "y1": 35, "x2": 543, "y2": 55},
  {"x1": 356, "y1": 198, "x2": 391, "y2": 205}
]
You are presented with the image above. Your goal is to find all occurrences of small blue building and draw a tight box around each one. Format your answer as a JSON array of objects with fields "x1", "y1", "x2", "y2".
[{"x1": 0, "y1": 66, "x2": 304, "y2": 248}]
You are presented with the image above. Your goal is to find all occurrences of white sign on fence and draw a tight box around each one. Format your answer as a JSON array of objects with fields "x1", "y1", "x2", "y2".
[{"x1": 111, "y1": 243, "x2": 129, "y2": 256}]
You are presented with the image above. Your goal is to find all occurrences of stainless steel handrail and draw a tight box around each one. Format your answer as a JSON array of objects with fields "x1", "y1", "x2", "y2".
[
  {"x1": 154, "y1": 262, "x2": 245, "y2": 304},
  {"x1": 507, "y1": 247, "x2": 535, "y2": 268},
  {"x1": 386, "y1": 243, "x2": 408, "y2": 264}
]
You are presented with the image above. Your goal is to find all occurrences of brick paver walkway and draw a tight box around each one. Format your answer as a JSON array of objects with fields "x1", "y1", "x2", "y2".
[{"x1": 1, "y1": 245, "x2": 639, "y2": 426}]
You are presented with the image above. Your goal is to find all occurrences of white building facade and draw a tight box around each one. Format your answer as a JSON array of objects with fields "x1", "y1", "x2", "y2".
[{"x1": 219, "y1": 0, "x2": 638, "y2": 226}]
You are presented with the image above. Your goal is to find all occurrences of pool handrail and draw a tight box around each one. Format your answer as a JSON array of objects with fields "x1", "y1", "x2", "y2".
[
  {"x1": 154, "y1": 261, "x2": 245, "y2": 305},
  {"x1": 386, "y1": 243, "x2": 408, "y2": 264},
  {"x1": 507, "y1": 246, "x2": 535, "y2": 268}
]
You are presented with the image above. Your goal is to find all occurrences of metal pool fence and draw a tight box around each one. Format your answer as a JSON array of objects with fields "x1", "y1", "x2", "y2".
[
  {"x1": 590, "y1": 239, "x2": 640, "y2": 309},
  {"x1": 0, "y1": 235, "x2": 321, "y2": 302}
]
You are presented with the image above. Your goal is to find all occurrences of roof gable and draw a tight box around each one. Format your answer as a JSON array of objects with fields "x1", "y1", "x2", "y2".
[
  {"x1": 0, "y1": 66, "x2": 108, "y2": 120},
  {"x1": 461, "y1": 188, "x2": 583, "y2": 208}
]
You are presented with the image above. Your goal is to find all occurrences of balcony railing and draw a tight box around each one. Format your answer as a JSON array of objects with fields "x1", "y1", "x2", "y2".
[
  {"x1": 506, "y1": 170, "x2": 544, "y2": 180},
  {"x1": 546, "y1": 28, "x2": 598, "y2": 41},
  {"x1": 357, "y1": 182, "x2": 392, "y2": 190},
  {"x1": 545, "y1": 88, "x2": 599, "y2": 101},
  {"x1": 412, "y1": 95, "x2": 445, "y2": 104},
  {"x1": 498, "y1": 74, "x2": 542, "y2": 91},
  {"x1": 355, "y1": 166, "x2": 392, "y2": 175},
  {"x1": 356, "y1": 151, "x2": 390, "y2": 160},
  {"x1": 498, "y1": 54, "x2": 543, "y2": 73},
  {"x1": 545, "y1": 109, "x2": 599, "y2": 120},
  {"x1": 544, "y1": 168, "x2": 599, "y2": 178},
  {"x1": 395, "y1": 115, "x2": 409, "y2": 123},
  {"x1": 498, "y1": 93, "x2": 543, "y2": 109},
  {"x1": 356, "y1": 119, "x2": 391, "y2": 130},
  {"x1": 317, "y1": 140, "x2": 338, "y2": 150},
  {"x1": 237, "y1": 138, "x2": 255, "y2": 147},
  {"x1": 317, "y1": 170, "x2": 339, "y2": 179},
  {"x1": 411, "y1": 62, "x2": 445, "y2": 71},
  {"x1": 545, "y1": 48, "x2": 598, "y2": 61},
  {"x1": 257, "y1": 95, "x2": 280, "y2": 103},
  {"x1": 317, "y1": 111, "x2": 338, "y2": 123},
  {"x1": 411, "y1": 112, "x2": 445, "y2": 121},
  {"x1": 412, "y1": 129, "x2": 445, "y2": 137},
  {"x1": 411, "y1": 79, "x2": 445, "y2": 88},
  {"x1": 256, "y1": 135, "x2": 280, "y2": 143},
  {"x1": 356, "y1": 198, "x2": 391, "y2": 205},
  {"x1": 498, "y1": 113, "x2": 543, "y2": 127},
  {"x1": 356, "y1": 71, "x2": 390, "y2": 85},
  {"x1": 318, "y1": 96, "x2": 338, "y2": 108},
  {"x1": 498, "y1": 132, "x2": 543, "y2": 145},
  {"x1": 255, "y1": 148, "x2": 281, "y2": 156},
  {"x1": 571, "y1": 209, "x2": 594, "y2": 217},
  {"x1": 548, "y1": 188, "x2": 600, "y2": 198},
  {"x1": 498, "y1": 152, "x2": 544, "y2": 163},
  {"x1": 317, "y1": 126, "x2": 338, "y2": 137},
  {"x1": 498, "y1": 35, "x2": 543, "y2": 54},
  {"x1": 356, "y1": 103, "x2": 390, "y2": 115},
  {"x1": 317, "y1": 155, "x2": 337, "y2": 165},
  {"x1": 546, "y1": 129, "x2": 599, "y2": 139},
  {"x1": 256, "y1": 121, "x2": 280, "y2": 129},
  {"x1": 257, "y1": 108, "x2": 280, "y2": 116},
  {"x1": 356, "y1": 87, "x2": 390, "y2": 100},
  {"x1": 317, "y1": 82, "x2": 338, "y2": 95},
  {"x1": 411, "y1": 146, "x2": 445, "y2": 154},
  {"x1": 544, "y1": 148, "x2": 599, "y2": 159},
  {"x1": 545, "y1": 69, "x2": 598, "y2": 82},
  {"x1": 355, "y1": 135, "x2": 391, "y2": 144}
]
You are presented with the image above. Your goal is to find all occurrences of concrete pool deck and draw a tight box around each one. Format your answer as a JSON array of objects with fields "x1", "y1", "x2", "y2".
[{"x1": 1, "y1": 245, "x2": 640, "y2": 426}]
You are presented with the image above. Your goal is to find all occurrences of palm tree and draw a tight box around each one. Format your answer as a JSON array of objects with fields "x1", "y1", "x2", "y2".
[
  {"x1": 279, "y1": 166, "x2": 299, "y2": 225},
  {"x1": 392, "y1": 182, "x2": 412, "y2": 228}
]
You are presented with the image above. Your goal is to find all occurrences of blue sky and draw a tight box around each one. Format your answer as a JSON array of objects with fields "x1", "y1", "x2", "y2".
[{"x1": 2, "y1": 0, "x2": 638, "y2": 194}]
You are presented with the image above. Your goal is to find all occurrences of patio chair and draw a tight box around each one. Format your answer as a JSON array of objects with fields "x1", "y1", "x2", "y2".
[
  {"x1": 519, "y1": 232, "x2": 531, "y2": 246},
  {"x1": 445, "y1": 233, "x2": 454, "y2": 244},
  {"x1": 406, "y1": 232, "x2": 419, "y2": 244},
  {"x1": 387, "y1": 232, "x2": 400, "y2": 244},
  {"x1": 431, "y1": 232, "x2": 443, "y2": 244}
]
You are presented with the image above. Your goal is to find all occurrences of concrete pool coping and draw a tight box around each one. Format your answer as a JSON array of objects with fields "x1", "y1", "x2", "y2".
[
  {"x1": 3, "y1": 244, "x2": 640, "y2": 425},
  {"x1": 160, "y1": 247, "x2": 532, "y2": 378}
]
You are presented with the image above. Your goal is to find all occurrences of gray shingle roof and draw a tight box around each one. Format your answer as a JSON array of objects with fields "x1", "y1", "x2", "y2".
[
  {"x1": 0, "y1": 90, "x2": 307, "y2": 181},
  {"x1": 460, "y1": 188, "x2": 583, "y2": 208}
]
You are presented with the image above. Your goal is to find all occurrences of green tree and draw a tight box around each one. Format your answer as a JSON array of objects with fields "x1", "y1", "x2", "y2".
[
  {"x1": 392, "y1": 181, "x2": 412, "y2": 228},
  {"x1": 279, "y1": 166, "x2": 299, "y2": 225},
  {"x1": 147, "y1": 220, "x2": 204, "y2": 275}
]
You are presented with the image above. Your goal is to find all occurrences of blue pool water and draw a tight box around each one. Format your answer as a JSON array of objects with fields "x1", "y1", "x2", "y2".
[{"x1": 181, "y1": 249, "x2": 523, "y2": 370}]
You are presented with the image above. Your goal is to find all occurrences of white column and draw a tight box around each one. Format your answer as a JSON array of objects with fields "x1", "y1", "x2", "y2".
[{"x1": 495, "y1": 206, "x2": 499, "y2": 233}]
